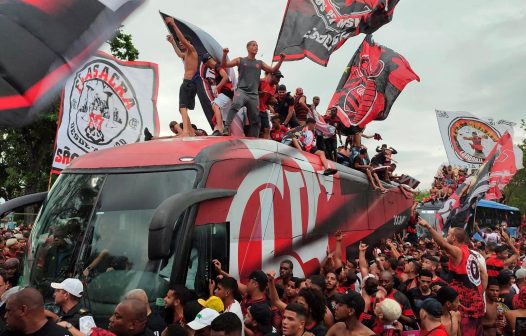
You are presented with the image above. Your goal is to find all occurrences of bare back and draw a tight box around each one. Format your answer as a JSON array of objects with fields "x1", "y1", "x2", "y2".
[
  {"x1": 326, "y1": 322, "x2": 376, "y2": 336},
  {"x1": 441, "y1": 311, "x2": 460, "y2": 336}
]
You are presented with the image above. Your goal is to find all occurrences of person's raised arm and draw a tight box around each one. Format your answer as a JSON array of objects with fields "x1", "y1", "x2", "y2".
[
  {"x1": 166, "y1": 34, "x2": 185, "y2": 59},
  {"x1": 386, "y1": 239, "x2": 401, "y2": 259},
  {"x1": 165, "y1": 17, "x2": 194, "y2": 52},
  {"x1": 212, "y1": 259, "x2": 248, "y2": 295},
  {"x1": 501, "y1": 229, "x2": 520, "y2": 266},
  {"x1": 262, "y1": 53, "x2": 286, "y2": 73},
  {"x1": 362, "y1": 133, "x2": 375, "y2": 139},
  {"x1": 221, "y1": 48, "x2": 240, "y2": 68},
  {"x1": 418, "y1": 218, "x2": 462, "y2": 265},
  {"x1": 215, "y1": 68, "x2": 229, "y2": 94},
  {"x1": 358, "y1": 242, "x2": 370, "y2": 279},
  {"x1": 334, "y1": 231, "x2": 344, "y2": 264},
  {"x1": 266, "y1": 272, "x2": 287, "y2": 312}
]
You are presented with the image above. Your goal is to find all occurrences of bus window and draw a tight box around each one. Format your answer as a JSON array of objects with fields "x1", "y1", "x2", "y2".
[{"x1": 185, "y1": 223, "x2": 229, "y2": 297}]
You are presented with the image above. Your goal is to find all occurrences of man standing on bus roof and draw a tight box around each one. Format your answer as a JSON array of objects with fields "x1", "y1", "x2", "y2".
[
  {"x1": 165, "y1": 16, "x2": 198, "y2": 137},
  {"x1": 221, "y1": 41, "x2": 286, "y2": 137}
]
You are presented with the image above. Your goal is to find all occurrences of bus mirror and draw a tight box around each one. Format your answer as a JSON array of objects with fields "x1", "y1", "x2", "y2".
[
  {"x1": 148, "y1": 188, "x2": 236, "y2": 260},
  {"x1": 0, "y1": 192, "x2": 47, "y2": 218}
]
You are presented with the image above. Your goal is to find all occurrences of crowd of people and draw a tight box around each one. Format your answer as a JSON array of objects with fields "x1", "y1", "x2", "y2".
[
  {"x1": 422, "y1": 165, "x2": 471, "y2": 203},
  {"x1": 2, "y1": 214, "x2": 526, "y2": 336}
]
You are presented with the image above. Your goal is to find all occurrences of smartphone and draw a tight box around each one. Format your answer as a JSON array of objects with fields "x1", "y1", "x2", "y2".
[{"x1": 516, "y1": 317, "x2": 526, "y2": 336}]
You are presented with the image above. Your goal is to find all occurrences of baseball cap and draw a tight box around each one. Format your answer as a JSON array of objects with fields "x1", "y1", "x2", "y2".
[
  {"x1": 198, "y1": 296, "x2": 224, "y2": 313},
  {"x1": 51, "y1": 278, "x2": 84, "y2": 298},
  {"x1": 201, "y1": 53, "x2": 213, "y2": 63},
  {"x1": 272, "y1": 70, "x2": 284, "y2": 78},
  {"x1": 248, "y1": 270, "x2": 268, "y2": 289},
  {"x1": 5, "y1": 238, "x2": 17, "y2": 248},
  {"x1": 418, "y1": 298, "x2": 442, "y2": 318},
  {"x1": 187, "y1": 308, "x2": 220, "y2": 330}
]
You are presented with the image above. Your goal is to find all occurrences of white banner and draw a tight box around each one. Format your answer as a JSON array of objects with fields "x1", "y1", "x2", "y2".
[
  {"x1": 52, "y1": 51, "x2": 159, "y2": 171},
  {"x1": 435, "y1": 110, "x2": 515, "y2": 169}
]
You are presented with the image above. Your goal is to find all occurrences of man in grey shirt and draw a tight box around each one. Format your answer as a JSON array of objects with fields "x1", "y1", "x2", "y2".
[{"x1": 221, "y1": 41, "x2": 285, "y2": 137}]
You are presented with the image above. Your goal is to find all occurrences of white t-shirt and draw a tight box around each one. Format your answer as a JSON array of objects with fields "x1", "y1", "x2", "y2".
[{"x1": 225, "y1": 299, "x2": 244, "y2": 334}]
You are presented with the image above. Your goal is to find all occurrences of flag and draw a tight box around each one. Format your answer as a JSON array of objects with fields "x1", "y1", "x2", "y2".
[
  {"x1": 0, "y1": 0, "x2": 144, "y2": 127},
  {"x1": 51, "y1": 51, "x2": 159, "y2": 173},
  {"x1": 435, "y1": 110, "x2": 517, "y2": 169},
  {"x1": 273, "y1": 0, "x2": 400, "y2": 66},
  {"x1": 328, "y1": 35, "x2": 419, "y2": 128},
  {"x1": 485, "y1": 132, "x2": 520, "y2": 201},
  {"x1": 160, "y1": 13, "x2": 245, "y2": 136},
  {"x1": 440, "y1": 150, "x2": 499, "y2": 235},
  {"x1": 335, "y1": 106, "x2": 352, "y2": 128},
  {"x1": 309, "y1": 109, "x2": 335, "y2": 138}
]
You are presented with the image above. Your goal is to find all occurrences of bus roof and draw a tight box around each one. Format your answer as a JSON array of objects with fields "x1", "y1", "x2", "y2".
[
  {"x1": 477, "y1": 199, "x2": 519, "y2": 212},
  {"x1": 65, "y1": 137, "x2": 329, "y2": 171}
]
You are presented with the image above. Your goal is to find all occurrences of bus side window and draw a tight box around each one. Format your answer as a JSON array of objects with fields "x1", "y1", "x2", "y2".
[{"x1": 185, "y1": 223, "x2": 229, "y2": 297}]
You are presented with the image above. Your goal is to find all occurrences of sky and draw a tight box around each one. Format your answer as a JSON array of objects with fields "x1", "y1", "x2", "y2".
[{"x1": 119, "y1": 0, "x2": 526, "y2": 188}]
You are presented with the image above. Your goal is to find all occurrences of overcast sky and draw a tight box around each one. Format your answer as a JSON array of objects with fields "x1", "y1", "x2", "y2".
[{"x1": 119, "y1": 1, "x2": 526, "y2": 188}]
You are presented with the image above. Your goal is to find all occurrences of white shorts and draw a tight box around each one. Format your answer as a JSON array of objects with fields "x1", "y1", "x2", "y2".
[{"x1": 212, "y1": 93, "x2": 232, "y2": 111}]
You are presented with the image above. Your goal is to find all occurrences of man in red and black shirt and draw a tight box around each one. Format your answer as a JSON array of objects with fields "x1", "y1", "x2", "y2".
[
  {"x1": 259, "y1": 71, "x2": 282, "y2": 139},
  {"x1": 241, "y1": 270, "x2": 281, "y2": 329},
  {"x1": 485, "y1": 231, "x2": 519, "y2": 279},
  {"x1": 322, "y1": 108, "x2": 341, "y2": 161},
  {"x1": 379, "y1": 271, "x2": 417, "y2": 329},
  {"x1": 418, "y1": 219, "x2": 485, "y2": 336},
  {"x1": 270, "y1": 115, "x2": 289, "y2": 143}
]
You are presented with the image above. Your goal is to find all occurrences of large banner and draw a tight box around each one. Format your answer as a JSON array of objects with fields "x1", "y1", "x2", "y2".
[
  {"x1": 51, "y1": 51, "x2": 159, "y2": 172},
  {"x1": 273, "y1": 0, "x2": 399, "y2": 66},
  {"x1": 328, "y1": 35, "x2": 419, "y2": 128},
  {"x1": 0, "y1": 0, "x2": 144, "y2": 127},
  {"x1": 161, "y1": 13, "x2": 245, "y2": 136},
  {"x1": 485, "y1": 132, "x2": 521, "y2": 201},
  {"x1": 435, "y1": 110, "x2": 516, "y2": 169}
]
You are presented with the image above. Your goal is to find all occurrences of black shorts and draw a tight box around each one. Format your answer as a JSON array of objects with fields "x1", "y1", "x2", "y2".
[
  {"x1": 308, "y1": 146, "x2": 319, "y2": 154},
  {"x1": 260, "y1": 112, "x2": 270, "y2": 130},
  {"x1": 179, "y1": 79, "x2": 197, "y2": 110}
]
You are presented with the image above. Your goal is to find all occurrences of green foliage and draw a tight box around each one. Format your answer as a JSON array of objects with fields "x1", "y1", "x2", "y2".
[
  {"x1": 504, "y1": 119, "x2": 526, "y2": 214},
  {"x1": 414, "y1": 190, "x2": 430, "y2": 202},
  {"x1": 108, "y1": 26, "x2": 140, "y2": 61}
]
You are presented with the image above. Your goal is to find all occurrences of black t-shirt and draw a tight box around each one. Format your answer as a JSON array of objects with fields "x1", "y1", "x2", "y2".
[
  {"x1": 147, "y1": 311, "x2": 167, "y2": 336},
  {"x1": 27, "y1": 320, "x2": 72, "y2": 336},
  {"x1": 275, "y1": 94, "x2": 298, "y2": 127},
  {"x1": 353, "y1": 156, "x2": 367, "y2": 173},
  {"x1": 500, "y1": 293, "x2": 515, "y2": 310},
  {"x1": 407, "y1": 288, "x2": 435, "y2": 315}
]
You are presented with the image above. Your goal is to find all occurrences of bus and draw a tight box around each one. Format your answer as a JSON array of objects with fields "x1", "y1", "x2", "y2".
[{"x1": 3, "y1": 137, "x2": 413, "y2": 320}]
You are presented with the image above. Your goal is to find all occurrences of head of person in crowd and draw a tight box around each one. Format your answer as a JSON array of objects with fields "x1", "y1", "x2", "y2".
[
  {"x1": 486, "y1": 241, "x2": 497, "y2": 255},
  {"x1": 334, "y1": 291, "x2": 365, "y2": 323},
  {"x1": 169, "y1": 121, "x2": 180, "y2": 135},
  {"x1": 437, "y1": 286, "x2": 459, "y2": 312},
  {"x1": 495, "y1": 244, "x2": 510, "y2": 260},
  {"x1": 282, "y1": 303, "x2": 308, "y2": 336},
  {"x1": 285, "y1": 277, "x2": 301, "y2": 300},
  {"x1": 421, "y1": 254, "x2": 439, "y2": 276},
  {"x1": 0, "y1": 270, "x2": 11, "y2": 299},
  {"x1": 109, "y1": 298, "x2": 148, "y2": 336},
  {"x1": 246, "y1": 40, "x2": 258, "y2": 56},
  {"x1": 446, "y1": 227, "x2": 468, "y2": 246},
  {"x1": 5, "y1": 288, "x2": 46, "y2": 334},
  {"x1": 164, "y1": 285, "x2": 196, "y2": 310},
  {"x1": 439, "y1": 255, "x2": 449, "y2": 273},
  {"x1": 294, "y1": 287, "x2": 326, "y2": 325},
  {"x1": 312, "y1": 96, "x2": 320, "y2": 108},
  {"x1": 268, "y1": 71, "x2": 283, "y2": 86},
  {"x1": 325, "y1": 271, "x2": 339, "y2": 294},
  {"x1": 187, "y1": 308, "x2": 220, "y2": 336},
  {"x1": 418, "y1": 270, "x2": 433, "y2": 294},
  {"x1": 125, "y1": 289, "x2": 152, "y2": 316},
  {"x1": 379, "y1": 271, "x2": 395, "y2": 294},
  {"x1": 271, "y1": 115, "x2": 282, "y2": 129},
  {"x1": 277, "y1": 84, "x2": 287, "y2": 99},
  {"x1": 210, "y1": 312, "x2": 242, "y2": 336},
  {"x1": 244, "y1": 303, "x2": 273, "y2": 335},
  {"x1": 363, "y1": 276, "x2": 379, "y2": 296},
  {"x1": 404, "y1": 259, "x2": 421, "y2": 275},
  {"x1": 162, "y1": 324, "x2": 188, "y2": 336},
  {"x1": 515, "y1": 268, "x2": 526, "y2": 288},
  {"x1": 305, "y1": 118, "x2": 316, "y2": 131},
  {"x1": 306, "y1": 274, "x2": 325, "y2": 292},
  {"x1": 214, "y1": 276, "x2": 241, "y2": 304},
  {"x1": 279, "y1": 260, "x2": 294, "y2": 280},
  {"x1": 51, "y1": 278, "x2": 83, "y2": 312},
  {"x1": 497, "y1": 270, "x2": 513, "y2": 290},
  {"x1": 418, "y1": 298, "x2": 443, "y2": 330},
  {"x1": 198, "y1": 296, "x2": 224, "y2": 313},
  {"x1": 247, "y1": 270, "x2": 268, "y2": 297},
  {"x1": 374, "y1": 298, "x2": 401, "y2": 325}
]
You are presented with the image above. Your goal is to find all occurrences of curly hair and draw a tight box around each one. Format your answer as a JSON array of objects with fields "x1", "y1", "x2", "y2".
[{"x1": 297, "y1": 287, "x2": 326, "y2": 323}]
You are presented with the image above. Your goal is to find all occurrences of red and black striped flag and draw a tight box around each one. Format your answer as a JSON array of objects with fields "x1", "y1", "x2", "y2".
[
  {"x1": 273, "y1": 0, "x2": 399, "y2": 66},
  {"x1": 328, "y1": 35, "x2": 419, "y2": 129},
  {"x1": 0, "y1": 0, "x2": 144, "y2": 127}
]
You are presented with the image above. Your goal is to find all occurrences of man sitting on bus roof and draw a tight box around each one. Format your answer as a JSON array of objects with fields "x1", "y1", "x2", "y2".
[{"x1": 291, "y1": 118, "x2": 337, "y2": 176}]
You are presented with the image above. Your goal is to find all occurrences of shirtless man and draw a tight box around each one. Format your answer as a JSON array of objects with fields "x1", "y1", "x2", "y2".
[
  {"x1": 221, "y1": 41, "x2": 285, "y2": 137},
  {"x1": 346, "y1": 125, "x2": 380, "y2": 161},
  {"x1": 165, "y1": 17, "x2": 199, "y2": 137},
  {"x1": 437, "y1": 286, "x2": 461, "y2": 336},
  {"x1": 482, "y1": 278, "x2": 506, "y2": 336},
  {"x1": 326, "y1": 292, "x2": 375, "y2": 336}
]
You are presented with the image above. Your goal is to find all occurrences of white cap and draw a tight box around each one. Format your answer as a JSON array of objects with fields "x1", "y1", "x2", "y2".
[
  {"x1": 187, "y1": 308, "x2": 220, "y2": 330},
  {"x1": 516, "y1": 268, "x2": 526, "y2": 280},
  {"x1": 51, "y1": 278, "x2": 84, "y2": 297}
]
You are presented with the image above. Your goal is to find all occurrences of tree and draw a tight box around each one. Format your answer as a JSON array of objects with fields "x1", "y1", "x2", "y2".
[
  {"x1": 504, "y1": 119, "x2": 526, "y2": 214},
  {"x1": 0, "y1": 27, "x2": 139, "y2": 202}
]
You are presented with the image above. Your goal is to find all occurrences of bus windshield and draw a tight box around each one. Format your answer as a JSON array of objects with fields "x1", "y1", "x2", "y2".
[{"x1": 27, "y1": 169, "x2": 197, "y2": 314}]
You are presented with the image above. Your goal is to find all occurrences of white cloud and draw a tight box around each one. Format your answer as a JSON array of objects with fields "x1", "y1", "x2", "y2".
[{"x1": 121, "y1": 0, "x2": 526, "y2": 188}]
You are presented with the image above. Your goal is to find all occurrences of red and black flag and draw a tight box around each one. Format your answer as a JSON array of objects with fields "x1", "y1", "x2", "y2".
[
  {"x1": 328, "y1": 35, "x2": 419, "y2": 129},
  {"x1": 273, "y1": 0, "x2": 399, "y2": 66},
  {"x1": 0, "y1": 0, "x2": 144, "y2": 127}
]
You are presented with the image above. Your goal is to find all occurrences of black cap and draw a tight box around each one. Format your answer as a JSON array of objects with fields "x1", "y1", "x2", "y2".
[
  {"x1": 272, "y1": 70, "x2": 284, "y2": 78},
  {"x1": 248, "y1": 270, "x2": 268, "y2": 289},
  {"x1": 277, "y1": 84, "x2": 287, "y2": 91},
  {"x1": 201, "y1": 53, "x2": 213, "y2": 63},
  {"x1": 417, "y1": 298, "x2": 442, "y2": 318}
]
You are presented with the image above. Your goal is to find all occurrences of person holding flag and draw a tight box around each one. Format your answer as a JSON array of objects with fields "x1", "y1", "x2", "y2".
[{"x1": 221, "y1": 41, "x2": 286, "y2": 137}]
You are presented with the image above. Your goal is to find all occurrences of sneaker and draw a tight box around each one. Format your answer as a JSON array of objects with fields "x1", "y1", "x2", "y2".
[
  {"x1": 222, "y1": 126, "x2": 231, "y2": 136},
  {"x1": 144, "y1": 128, "x2": 153, "y2": 141},
  {"x1": 211, "y1": 130, "x2": 222, "y2": 136},
  {"x1": 323, "y1": 168, "x2": 337, "y2": 176}
]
